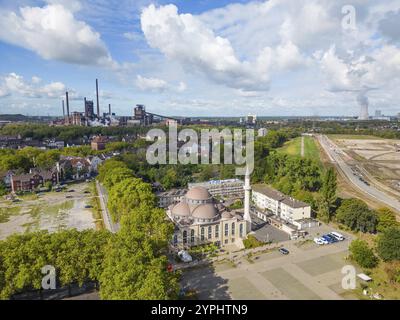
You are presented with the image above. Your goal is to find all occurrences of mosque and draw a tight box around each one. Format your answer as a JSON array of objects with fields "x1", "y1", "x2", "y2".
[{"x1": 167, "y1": 171, "x2": 252, "y2": 248}]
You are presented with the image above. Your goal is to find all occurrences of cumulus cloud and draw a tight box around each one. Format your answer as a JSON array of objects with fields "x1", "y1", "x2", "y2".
[
  {"x1": 135, "y1": 75, "x2": 187, "y2": 93},
  {"x1": 0, "y1": 3, "x2": 114, "y2": 66},
  {"x1": 140, "y1": 4, "x2": 306, "y2": 92},
  {"x1": 0, "y1": 72, "x2": 77, "y2": 100}
]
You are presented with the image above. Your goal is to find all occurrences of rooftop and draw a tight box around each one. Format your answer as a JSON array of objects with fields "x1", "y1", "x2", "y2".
[{"x1": 252, "y1": 184, "x2": 310, "y2": 209}]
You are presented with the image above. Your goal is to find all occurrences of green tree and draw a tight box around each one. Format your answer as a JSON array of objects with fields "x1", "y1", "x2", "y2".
[
  {"x1": 376, "y1": 208, "x2": 399, "y2": 233},
  {"x1": 99, "y1": 206, "x2": 178, "y2": 300},
  {"x1": 102, "y1": 167, "x2": 134, "y2": 189},
  {"x1": 320, "y1": 167, "x2": 337, "y2": 222},
  {"x1": 97, "y1": 160, "x2": 128, "y2": 183},
  {"x1": 349, "y1": 239, "x2": 378, "y2": 269},
  {"x1": 107, "y1": 178, "x2": 156, "y2": 223},
  {"x1": 377, "y1": 227, "x2": 400, "y2": 262},
  {"x1": 336, "y1": 198, "x2": 378, "y2": 233}
]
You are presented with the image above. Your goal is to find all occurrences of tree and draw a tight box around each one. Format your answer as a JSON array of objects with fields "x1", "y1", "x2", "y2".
[
  {"x1": 99, "y1": 206, "x2": 179, "y2": 300},
  {"x1": 107, "y1": 178, "x2": 156, "y2": 223},
  {"x1": 349, "y1": 239, "x2": 378, "y2": 269},
  {"x1": 336, "y1": 198, "x2": 378, "y2": 233},
  {"x1": 376, "y1": 208, "x2": 399, "y2": 233},
  {"x1": 97, "y1": 160, "x2": 128, "y2": 183},
  {"x1": 102, "y1": 167, "x2": 134, "y2": 189},
  {"x1": 377, "y1": 227, "x2": 400, "y2": 261},
  {"x1": 320, "y1": 167, "x2": 337, "y2": 222}
]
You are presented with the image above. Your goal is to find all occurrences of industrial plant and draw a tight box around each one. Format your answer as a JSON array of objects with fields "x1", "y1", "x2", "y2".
[{"x1": 54, "y1": 79, "x2": 190, "y2": 128}]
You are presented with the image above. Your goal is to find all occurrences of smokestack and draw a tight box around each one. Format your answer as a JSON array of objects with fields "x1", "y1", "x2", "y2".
[
  {"x1": 65, "y1": 92, "x2": 70, "y2": 124},
  {"x1": 84, "y1": 97, "x2": 87, "y2": 117},
  {"x1": 62, "y1": 100, "x2": 65, "y2": 118},
  {"x1": 96, "y1": 79, "x2": 100, "y2": 118},
  {"x1": 109, "y1": 103, "x2": 111, "y2": 116},
  {"x1": 357, "y1": 91, "x2": 369, "y2": 120}
]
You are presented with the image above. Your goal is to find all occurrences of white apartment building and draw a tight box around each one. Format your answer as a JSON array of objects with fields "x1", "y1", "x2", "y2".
[
  {"x1": 252, "y1": 184, "x2": 313, "y2": 228},
  {"x1": 188, "y1": 179, "x2": 244, "y2": 198}
]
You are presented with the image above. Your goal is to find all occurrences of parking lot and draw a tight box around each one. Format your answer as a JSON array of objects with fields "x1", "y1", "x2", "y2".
[{"x1": 181, "y1": 227, "x2": 357, "y2": 300}]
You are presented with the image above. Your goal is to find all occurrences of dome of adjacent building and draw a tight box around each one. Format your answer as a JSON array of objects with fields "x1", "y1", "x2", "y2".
[
  {"x1": 186, "y1": 187, "x2": 211, "y2": 201},
  {"x1": 221, "y1": 211, "x2": 233, "y2": 219},
  {"x1": 171, "y1": 202, "x2": 190, "y2": 217},
  {"x1": 192, "y1": 203, "x2": 217, "y2": 220}
]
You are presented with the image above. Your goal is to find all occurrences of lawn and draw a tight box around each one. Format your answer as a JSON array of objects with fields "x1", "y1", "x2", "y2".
[
  {"x1": 278, "y1": 136, "x2": 320, "y2": 159},
  {"x1": 277, "y1": 137, "x2": 301, "y2": 156}
]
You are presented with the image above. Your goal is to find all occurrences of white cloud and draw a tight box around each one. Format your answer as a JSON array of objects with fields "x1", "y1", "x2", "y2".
[
  {"x1": 0, "y1": 3, "x2": 114, "y2": 66},
  {"x1": 140, "y1": 4, "x2": 306, "y2": 92},
  {"x1": 136, "y1": 75, "x2": 168, "y2": 92},
  {"x1": 0, "y1": 73, "x2": 76, "y2": 100},
  {"x1": 135, "y1": 75, "x2": 187, "y2": 93}
]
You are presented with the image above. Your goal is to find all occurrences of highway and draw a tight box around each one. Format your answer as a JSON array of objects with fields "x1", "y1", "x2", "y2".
[{"x1": 317, "y1": 135, "x2": 400, "y2": 213}]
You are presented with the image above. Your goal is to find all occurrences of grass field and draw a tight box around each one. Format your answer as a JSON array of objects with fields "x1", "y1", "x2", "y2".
[{"x1": 278, "y1": 136, "x2": 320, "y2": 159}]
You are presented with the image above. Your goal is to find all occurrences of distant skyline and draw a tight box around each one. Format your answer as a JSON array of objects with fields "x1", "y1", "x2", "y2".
[{"x1": 0, "y1": 0, "x2": 399, "y2": 117}]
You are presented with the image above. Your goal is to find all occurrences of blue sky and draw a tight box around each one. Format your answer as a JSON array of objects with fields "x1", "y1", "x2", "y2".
[{"x1": 0, "y1": 0, "x2": 399, "y2": 117}]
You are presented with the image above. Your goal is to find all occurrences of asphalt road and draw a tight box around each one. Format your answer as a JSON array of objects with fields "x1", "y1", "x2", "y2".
[
  {"x1": 96, "y1": 180, "x2": 119, "y2": 233},
  {"x1": 317, "y1": 135, "x2": 400, "y2": 212}
]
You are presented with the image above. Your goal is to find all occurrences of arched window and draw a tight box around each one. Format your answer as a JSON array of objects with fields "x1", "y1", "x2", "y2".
[
  {"x1": 208, "y1": 226, "x2": 212, "y2": 239},
  {"x1": 231, "y1": 222, "x2": 235, "y2": 236},
  {"x1": 201, "y1": 227, "x2": 205, "y2": 241},
  {"x1": 215, "y1": 225, "x2": 219, "y2": 238},
  {"x1": 239, "y1": 223, "x2": 244, "y2": 237},
  {"x1": 191, "y1": 229, "x2": 195, "y2": 243},
  {"x1": 225, "y1": 224, "x2": 229, "y2": 236},
  {"x1": 183, "y1": 230, "x2": 187, "y2": 244}
]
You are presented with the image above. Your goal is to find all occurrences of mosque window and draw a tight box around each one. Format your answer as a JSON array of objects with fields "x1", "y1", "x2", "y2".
[
  {"x1": 183, "y1": 230, "x2": 187, "y2": 244},
  {"x1": 191, "y1": 229, "x2": 195, "y2": 243}
]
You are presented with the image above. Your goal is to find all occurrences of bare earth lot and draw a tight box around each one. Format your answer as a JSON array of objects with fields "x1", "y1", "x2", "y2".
[
  {"x1": 332, "y1": 137, "x2": 400, "y2": 188},
  {"x1": 0, "y1": 182, "x2": 96, "y2": 240}
]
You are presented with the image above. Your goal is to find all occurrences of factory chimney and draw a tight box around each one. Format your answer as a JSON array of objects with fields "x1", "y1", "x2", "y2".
[
  {"x1": 109, "y1": 103, "x2": 111, "y2": 116},
  {"x1": 96, "y1": 79, "x2": 100, "y2": 118},
  {"x1": 84, "y1": 97, "x2": 87, "y2": 117},
  {"x1": 62, "y1": 100, "x2": 65, "y2": 118},
  {"x1": 65, "y1": 91, "x2": 70, "y2": 124}
]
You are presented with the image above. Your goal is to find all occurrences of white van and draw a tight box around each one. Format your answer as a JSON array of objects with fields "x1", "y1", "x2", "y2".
[{"x1": 330, "y1": 231, "x2": 345, "y2": 241}]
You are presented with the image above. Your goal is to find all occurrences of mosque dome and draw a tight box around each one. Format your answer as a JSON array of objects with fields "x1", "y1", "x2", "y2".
[
  {"x1": 171, "y1": 202, "x2": 190, "y2": 217},
  {"x1": 186, "y1": 187, "x2": 212, "y2": 201},
  {"x1": 191, "y1": 203, "x2": 218, "y2": 220}
]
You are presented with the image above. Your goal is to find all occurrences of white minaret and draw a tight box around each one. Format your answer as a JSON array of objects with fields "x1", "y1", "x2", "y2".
[{"x1": 243, "y1": 167, "x2": 252, "y2": 228}]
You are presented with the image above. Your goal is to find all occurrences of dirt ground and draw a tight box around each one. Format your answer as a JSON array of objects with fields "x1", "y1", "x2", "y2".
[{"x1": 0, "y1": 182, "x2": 97, "y2": 240}]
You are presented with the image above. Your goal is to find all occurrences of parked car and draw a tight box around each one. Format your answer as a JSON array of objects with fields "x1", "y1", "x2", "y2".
[
  {"x1": 330, "y1": 232, "x2": 345, "y2": 241},
  {"x1": 279, "y1": 248, "x2": 290, "y2": 255},
  {"x1": 314, "y1": 237, "x2": 326, "y2": 245},
  {"x1": 178, "y1": 250, "x2": 193, "y2": 263},
  {"x1": 322, "y1": 234, "x2": 337, "y2": 243}
]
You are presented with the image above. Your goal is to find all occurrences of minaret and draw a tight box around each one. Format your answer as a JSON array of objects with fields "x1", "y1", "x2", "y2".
[{"x1": 243, "y1": 166, "x2": 252, "y2": 229}]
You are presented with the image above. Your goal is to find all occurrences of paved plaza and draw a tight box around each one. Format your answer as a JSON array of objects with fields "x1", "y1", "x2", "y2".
[{"x1": 181, "y1": 230, "x2": 359, "y2": 300}]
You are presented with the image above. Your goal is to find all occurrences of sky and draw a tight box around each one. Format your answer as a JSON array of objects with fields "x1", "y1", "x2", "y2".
[{"x1": 0, "y1": 0, "x2": 399, "y2": 117}]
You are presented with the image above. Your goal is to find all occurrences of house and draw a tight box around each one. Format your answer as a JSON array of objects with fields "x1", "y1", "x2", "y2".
[
  {"x1": 87, "y1": 155, "x2": 104, "y2": 173},
  {"x1": 91, "y1": 136, "x2": 108, "y2": 151},
  {"x1": 11, "y1": 170, "x2": 57, "y2": 193},
  {"x1": 58, "y1": 156, "x2": 92, "y2": 180}
]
